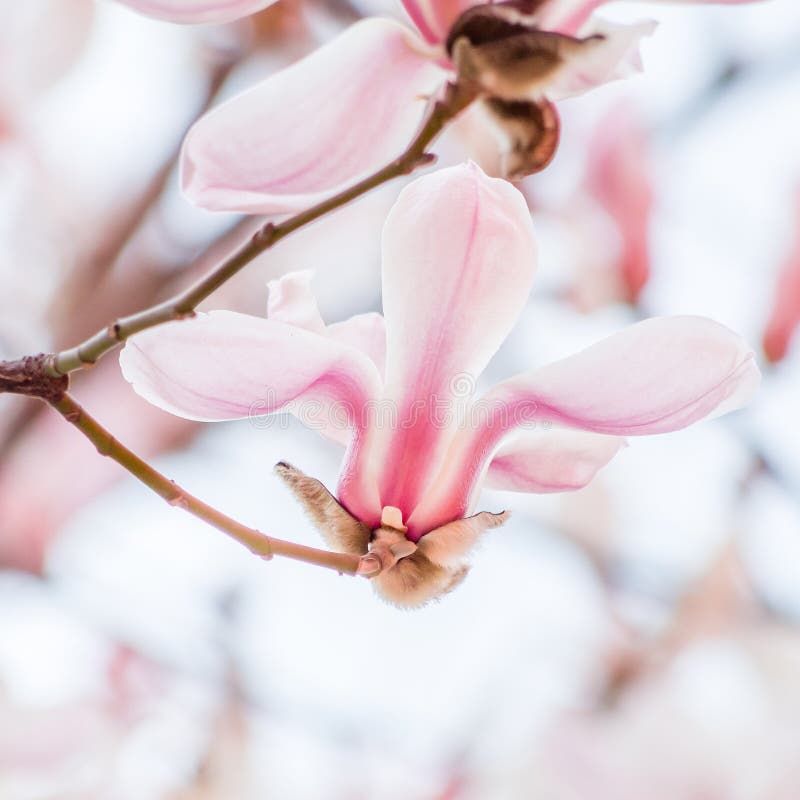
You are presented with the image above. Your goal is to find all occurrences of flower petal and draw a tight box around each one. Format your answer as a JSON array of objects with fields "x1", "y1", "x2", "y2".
[
  {"x1": 114, "y1": 0, "x2": 276, "y2": 23},
  {"x1": 112, "y1": 0, "x2": 275, "y2": 23},
  {"x1": 328, "y1": 313, "x2": 387, "y2": 378},
  {"x1": 410, "y1": 316, "x2": 758, "y2": 532},
  {"x1": 484, "y1": 429, "x2": 625, "y2": 493},
  {"x1": 489, "y1": 316, "x2": 760, "y2": 435},
  {"x1": 350, "y1": 162, "x2": 536, "y2": 538},
  {"x1": 543, "y1": 17, "x2": 657, "y2": 101},
  {"x1": 266, "y1": 270, "x2": 326, "y2": 334},
  {"x1": 119, "y1": 310, "x2": 381, "y2": 424},
  {"x1": 181, "y1": 19, "x2": 446, "y2": 214}
]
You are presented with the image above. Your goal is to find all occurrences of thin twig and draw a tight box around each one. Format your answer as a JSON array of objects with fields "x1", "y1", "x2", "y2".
[
  {"x1": 43, "y1": 80, "x2": 478, "y2": 376},
  {"x1": 48, "y1": 392, "x2": 365, "y2": 576}
]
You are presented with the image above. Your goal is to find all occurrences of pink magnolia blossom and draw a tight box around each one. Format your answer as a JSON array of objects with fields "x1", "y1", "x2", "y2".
[
  {"x1": 180, "y1": 0, "x2": 764, "y2": 215},
  {"x1": 180, "y1": 1, "x2": 660, "y2": 214},
  {"x1": 121, "y1": 163, "x2": 758, "y2": 604},
  {"x1": 112, "y1": 0, "x2": 276, "y2": 24}
]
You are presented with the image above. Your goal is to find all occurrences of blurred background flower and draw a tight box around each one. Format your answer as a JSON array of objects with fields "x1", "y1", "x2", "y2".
[{"x1": 0, "y1": 0, "x2": 799, "y2": 797}]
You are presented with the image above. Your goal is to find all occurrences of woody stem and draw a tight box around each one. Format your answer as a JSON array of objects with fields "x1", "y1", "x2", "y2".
[{"x1": 49, "y1": 392, "x2": 365, "y2": 576}]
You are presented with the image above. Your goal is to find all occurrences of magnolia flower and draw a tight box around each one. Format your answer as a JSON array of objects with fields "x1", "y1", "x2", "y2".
[
  {"x1": 113, "y1": 0, "x2": 276, "y2": 24},
  {"x1": 121, "y1": 163, "x2": 758, "y2": 605},
  {"x1": 179, "y1": 0, "x2": 657, "y2": 214},
  {"x1": 179, "y1": 0, "x2": 764, "y2": 215}
]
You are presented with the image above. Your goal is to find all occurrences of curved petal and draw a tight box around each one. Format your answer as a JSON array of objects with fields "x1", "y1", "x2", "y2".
[
  {"x1": 267, "y1": 272, "x2": 386, "y2": 372},
  {"x1": 489, "y1": 316, "x2": 760, "y2": 435},
  {"x1": 266, "y1": 271, "x2": 326, "y2": 334},
  {"x1": 328, "y1": 313, "x2": 387, "y2": 378},
  {"x1": 410, "y1": 316, "x2": 758, "y2": 532},
  {"x1": 345, "y1": 162, "x2": 536, "y2": 539},
  {"x1": 119, "y1": 310, "x2": 382, "y2": 424},
  {"x1": 181, "y1": 19, "x2": 446, "y2": 214},
  {"x1": 114, "y1": 0, "x2": 275, "y2": 23},
  {"x1": 484, "y1": 429, "x2": 625, "y2": 493},
  {"x1": 401, "y1": 0, "x2": 479, "y2": 44},
  {"x1": 543, "y1": 17, "x2": 657, "y2": 101}
]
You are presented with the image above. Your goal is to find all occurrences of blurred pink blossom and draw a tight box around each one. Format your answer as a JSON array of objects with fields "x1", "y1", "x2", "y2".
[
  {"x1": 121, "y1": 163, "x2": 758, "y2": 544},
  {"x1": 582, "y1": 103, "x2": 653, "y2": 305},
  {"x1": 559, "y1": 102, "x2": 655, "y2": 310},
  {"x1": 762, "y1": 192, "x2": 800, "y2": 363},
  {"x1": 0, "y1": 645, "x2": 163, "y2": 798},
  {"x1": 521, "y1": 628, "x2": 800, "y2": 800}
]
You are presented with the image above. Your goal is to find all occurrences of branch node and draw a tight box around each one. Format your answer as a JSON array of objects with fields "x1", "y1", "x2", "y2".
[
  {"x1": 64, "y1": 407, "x2": 83, "y2": 424},
  {"x1": 256, "y1": 534, "x2": 274, "y2": 561},
  {"x1": 408, "y1": 152, "x2": 437, "y2": 172},
  {"x1": 356, "y1": 554, "x2": 383, "y2": 578},
  {"x1": 252, "y1": 222, "x2": 277, "y2": 247},
  {"x1": 95, "y1": 435, "x2": 117, "y2": 456},
  {"x1": 106, "y1": 321, "x2": 123, "y2": 342},
  {"x1": 166, "y1": 481, "x2": 189, "y2": 509},
  {"x1": 0, "y1": 354, "x2": 69, "y2": 403}
]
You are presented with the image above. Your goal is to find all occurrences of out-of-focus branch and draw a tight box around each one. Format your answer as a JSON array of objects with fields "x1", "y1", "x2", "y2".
[
  {"x1": 43, "y1": 79, "x2": 478, "y2": 376},
  {"x1": 48, "y1": 391, "x2": 366, "y2": 576},
  {"x1": 52, "y1": 50, "x2": 241, "y2": 336}
]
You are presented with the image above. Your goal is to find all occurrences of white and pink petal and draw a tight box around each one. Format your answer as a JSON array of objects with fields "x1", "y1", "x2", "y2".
[
  {"x1": 484, "y1": 428, "x2": 625, "y2": 493},
  {"x1": 119, "y1": 310, "x2": 382, "y2": 425},
  {"x1": 181, "y1": 19, "x2": 446, "y2": 214},
  {"x1": 328, "y1": 313, "x2": 387, "y2": 378},
  {"x1": 543, "y1": 17, "x2": 657, "y2": 101},
  {"x1": 351, "y1": 162, "x2": 536, "y2": 538},
  {"x1": 266, "y1": 271, "x2": 326, "y2": 334},
  {"x1": 489, "y1": 316, "x2": 759, "y2": 436},
  {"x1": 409, "y1": 316, "x2": 757, "y2": 534}
]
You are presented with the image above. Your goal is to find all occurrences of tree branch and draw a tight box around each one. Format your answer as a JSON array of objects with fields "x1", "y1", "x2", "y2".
[{"x1": 48, "y1": 392, "x2": 367, "y2": 576}]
